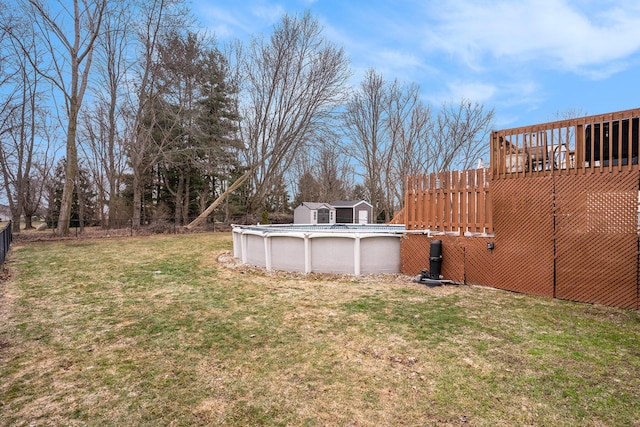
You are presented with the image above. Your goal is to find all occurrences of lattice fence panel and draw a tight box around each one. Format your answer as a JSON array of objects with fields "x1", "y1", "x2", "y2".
[
  {"x1": 401, "y1": 234, "x2": 492, "y2": 284},
  {"x1": 492, "y1": 177, "x2": 555, "y2": 296},
  {"x1": 464, "y1": 238, "x2": 494, "y2": 287},
  {"x1": 400, "y1": 234, "x2": 465, "y2": 282},
  {"x1": 555, "y1": 172, "x2": 639, "y2": 308},
  {"x1": 439, "y1": 235, "x2": 465, "y2": 283},
  {"x1": 400, "y1": 234, "x2": 430, "y2": 276}
]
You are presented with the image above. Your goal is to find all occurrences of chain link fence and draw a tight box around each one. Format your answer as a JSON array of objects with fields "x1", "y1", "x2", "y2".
[{"x1": 11, "y1": 213, "x2": 295, "y2": 241}]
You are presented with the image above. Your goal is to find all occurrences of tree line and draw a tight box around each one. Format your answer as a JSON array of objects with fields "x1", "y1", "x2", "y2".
[{"x1": 0, "y1": 0, "x2": 494, "y2": 235}]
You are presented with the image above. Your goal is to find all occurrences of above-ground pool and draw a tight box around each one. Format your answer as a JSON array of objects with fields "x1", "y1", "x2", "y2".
[{"x1": 232, "y1": 224, "x2": 406, "y2": 275}]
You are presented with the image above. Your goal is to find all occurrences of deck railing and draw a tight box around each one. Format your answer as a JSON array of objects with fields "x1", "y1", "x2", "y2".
[
  {"x1": 491, "y1": 108, "x2": 640, "y2": 179},
  {"x1": 404, "y1": 169, "x2": 492, "y2": 234}
]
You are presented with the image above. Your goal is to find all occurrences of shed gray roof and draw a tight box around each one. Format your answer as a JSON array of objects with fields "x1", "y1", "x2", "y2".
[
  {"x1": 299, "y1": 202, "x2": 333, "y2": 210},
  {"x1": 330, "y1": 200, "x2": 373, "y2": 208}
]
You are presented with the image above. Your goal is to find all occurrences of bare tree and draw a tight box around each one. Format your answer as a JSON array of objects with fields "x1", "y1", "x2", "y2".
[
  {"x1": 18, "y1": 0, "x2": 107, "y2": 235},
  {"x1": 343, "y1": 73, "x2": 492, "y2": 221},
  {"x1": 0, "y1": 3, "x2": 18, "y2": 99},
  {"x1": 290, "y1": 139, "x2": 351, "y2": 206},
  {"x1": 381, "y1": 81, "x2": 432, "y2": 217},
  {"x1": 343, "y1": 72, "x2": 436, "y2": 222},
  {"x1": 342, "y1": 68, "x2": 389, "y2": 220},
  {"x1": 0, "y1": 6, "x2": 22, "y2": 224},
  {"x1": 428, "y1": 100, "x2": 494, "y2": 172},
  {"x1": 0, "y1": 9, "x2": 54, "y2": 232},
  {"x1": 0, "y1": 63, "x2": 37, "y2": 231},
  {"x1": 238, "y1": 11, "x2": 351, "y2": 215},
  {"x1": 551, "y1": 107, "x2": 588, "y2": 121},
  {"x1": 22, "y1": 126, "x2": 58, "y2": 229},
  {"x1": 81, "y1": 2, "x2": 132, "y2": 228},
  {"x1": 0, "y1": 3, "x2": 17, "y2": 102},
  {"x1": 314, "y1": 142, "x2": 350, "y2": 202}
]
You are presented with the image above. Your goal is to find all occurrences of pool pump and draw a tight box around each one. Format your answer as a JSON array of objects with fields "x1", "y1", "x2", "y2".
[{"x1": 415, "y1": 240, "x2": 452, "y2": 286}]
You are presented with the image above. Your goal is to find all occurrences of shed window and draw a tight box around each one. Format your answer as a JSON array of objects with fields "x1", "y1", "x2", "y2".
[{"x1": 318, "y1": 208, "x2": 330, "y2": 224}]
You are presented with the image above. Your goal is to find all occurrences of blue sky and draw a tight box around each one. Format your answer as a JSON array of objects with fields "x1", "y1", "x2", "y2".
[{"x1": 193, "y1": 0, "x2": 640, "y2": 130}]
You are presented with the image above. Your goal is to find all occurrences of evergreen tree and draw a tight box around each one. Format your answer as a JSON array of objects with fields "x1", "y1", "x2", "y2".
[
  {"x1": 143, "y1": 31, "x2": 242, "y2": 224},
  {"x1": 46, "y1": 158, "x2": 97, "y2": 229}
]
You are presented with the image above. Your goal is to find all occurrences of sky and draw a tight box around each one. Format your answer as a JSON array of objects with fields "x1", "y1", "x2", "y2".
[{"x1": 193, "y1": 0, "x2": 640, "y2": 130}]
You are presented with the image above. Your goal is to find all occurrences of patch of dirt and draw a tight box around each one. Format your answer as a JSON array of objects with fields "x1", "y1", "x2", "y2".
[
  {"x1": 0, "y1": 266, "x2": 10, "y2": 314},
  {"x1": 0, "y1": 266, "x2": 10, "y2": 281}
]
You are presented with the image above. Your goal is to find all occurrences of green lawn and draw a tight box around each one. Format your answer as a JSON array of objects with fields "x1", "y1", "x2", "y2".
[{"x1": 1, "y1": 233, "x2": 639, "y2": 426}]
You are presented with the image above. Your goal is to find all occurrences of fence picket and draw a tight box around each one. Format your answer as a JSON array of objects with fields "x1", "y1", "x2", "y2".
[{"x1": 404, "y1": 171, "x2": 493, "y2": 234}]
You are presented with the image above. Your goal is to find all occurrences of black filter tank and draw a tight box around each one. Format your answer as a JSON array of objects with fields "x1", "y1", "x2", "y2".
[{"x1": 428, "y1": 240, "x2": 442, "y2": 280}]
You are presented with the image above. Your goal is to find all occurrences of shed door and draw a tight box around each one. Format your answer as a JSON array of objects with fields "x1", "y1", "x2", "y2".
[
  {"x1": 336, "y1": 208, "x2": 352, "y2": 223},
  {"x1": 358, "y1": 210, "x2": 368, "y2": 224}
]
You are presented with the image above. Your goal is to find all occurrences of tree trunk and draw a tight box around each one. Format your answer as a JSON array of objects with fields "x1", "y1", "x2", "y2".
[
  {"x1": 185, "y1": 169, "x2": 253, "y2": 230},
  {"x1": 77, "y1": 174, "x2": 85, "y2": 234},
  {"x1": 56, "y1": 103, "x2": 79, "y2": 236},
  {"x1": 107, "y1": 69, "x2": 118, "y2": 228},
  {"x1": 132, "y1": 172, "x2": 142, "y2": 229},
  {"x1": 225, "y1": 197, "x2": 230, "y2": 223},
  {"x1": 100, "y1": 190, "x2": 107, "y2": 228},
  {"x1": 183, "y1": 174, "x2": 190, "y2": 225},
  {"x1": 23, "y1": 180, "x2": 34, "y2": 229},
  {"x1": 107, "y1": 177, "x2": 116, "y2": 228},
  {"x1": 11, "y1": 211, "x2": 21, "y2": 233},
  {"x1": 174, "y1": 172, "x2": 184, "y2": 225}
]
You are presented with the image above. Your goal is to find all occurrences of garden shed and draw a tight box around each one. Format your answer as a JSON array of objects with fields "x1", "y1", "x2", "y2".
[
  {"x1": 293, "y1": 202, "x2": 336, "y2": 224},
  {"x1": 331, "y1": 200, "x2": 373, "y2": 224}
]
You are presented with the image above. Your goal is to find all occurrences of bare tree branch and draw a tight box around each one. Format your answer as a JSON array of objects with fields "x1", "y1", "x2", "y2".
[
  {"x1": 20, "y1": 0, "x2": 107, "y2": 235},
  {"x1": 238, "y1": 11, "x2": 350, "y2": 215}
]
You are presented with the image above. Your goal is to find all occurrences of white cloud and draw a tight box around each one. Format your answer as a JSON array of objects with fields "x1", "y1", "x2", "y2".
[
  {"x1": 445, "y1": 80, "x2": 497, "y2": 103},
  {"x1": 250, "y1": 4, "x2": 286, "y2": 25},
  {"x1": 373, "y1": 49, "x2": 432, "y2": 79},
  {"x1": 424, "y1": 77, "x2": 544, "y2": 124},
  {"x1": 197, "y1": 5, "x2": 255, "y2": 38},
  {"x1": 422, "y1": 0, "x2": 640, "y2": 78},
  {"x1": 196, "y1": 2, "x2": 287, "y2": 40}
]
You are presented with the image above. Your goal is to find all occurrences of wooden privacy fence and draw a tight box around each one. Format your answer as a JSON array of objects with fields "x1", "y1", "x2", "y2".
[{"x1": 404, "y1": 168, "x2": 492, "y2": 234}]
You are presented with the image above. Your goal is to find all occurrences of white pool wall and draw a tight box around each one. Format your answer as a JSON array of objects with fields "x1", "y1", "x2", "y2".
[{"x1": 232, "y1": 224, "x2": 406, "y2": 275}]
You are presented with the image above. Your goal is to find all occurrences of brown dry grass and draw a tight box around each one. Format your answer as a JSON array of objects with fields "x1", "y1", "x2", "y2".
[{"x1": 1, "y1": 233, "x2": 639, "y2": 426}]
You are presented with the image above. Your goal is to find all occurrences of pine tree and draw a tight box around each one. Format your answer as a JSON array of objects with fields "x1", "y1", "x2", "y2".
[{"x1": 46, "y1": 159, "x2": 96, "y2": 229}]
